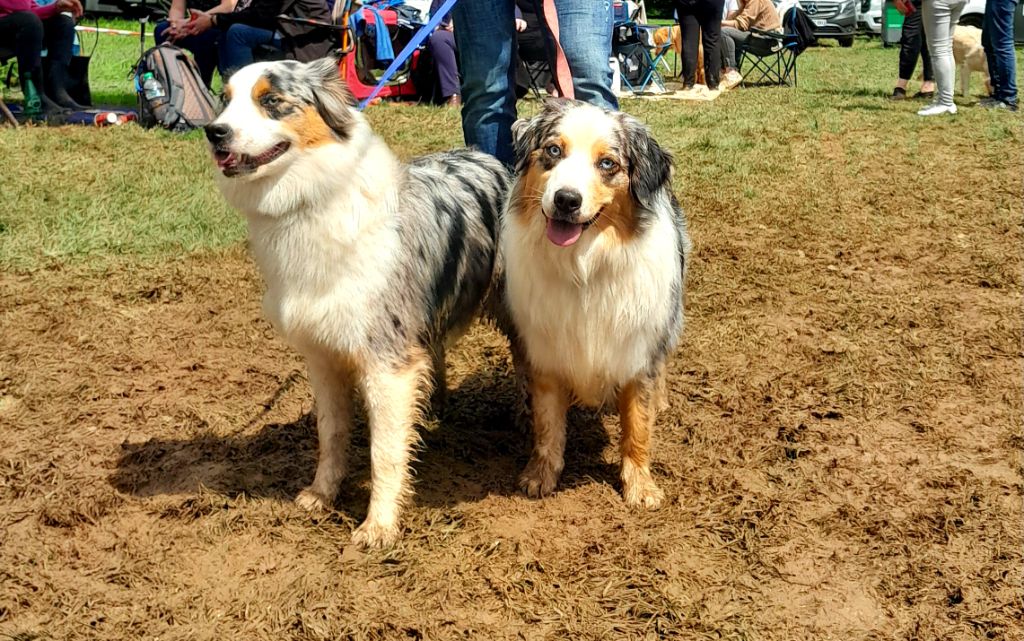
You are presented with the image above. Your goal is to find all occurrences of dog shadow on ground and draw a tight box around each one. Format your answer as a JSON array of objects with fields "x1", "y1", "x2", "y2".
[{"x1": 108, "y1": 370, "x2": 618, "y2": 516}]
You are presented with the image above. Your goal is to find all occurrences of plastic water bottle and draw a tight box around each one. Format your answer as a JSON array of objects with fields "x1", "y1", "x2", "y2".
[{"x1": 142, "y1": 72, "x2": 165, "y2": 101}]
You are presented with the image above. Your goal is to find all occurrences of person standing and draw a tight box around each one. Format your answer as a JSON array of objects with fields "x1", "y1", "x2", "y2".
[
  {"x1": 675, "y1": 0, "x2": 726, "y2": 91},
  {"x1": 889, "y1": 0, "x2": 935, "y2": 100},
  {"x1": 451, "y1": 0, "x2": 616, "y2": 166},
  {"x1": 918, "y1": 0, "x2": 967, "y2": 116},
  {"x1": 980, "y1": 0, "x2": 1018, "y2": 111}
]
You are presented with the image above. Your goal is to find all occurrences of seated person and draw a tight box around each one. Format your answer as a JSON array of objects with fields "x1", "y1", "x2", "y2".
[
  {"x1": 514, "y1": 0, "x2": 555, "y2": 96},
  {"x1": 718, "y1": 0, "x2": 744, "y2": 85},
  {"x1": 427, "y1": 0, "x2": 459, "y2": 106},
  {"x1": 184, "y1": 0, "x2": 333, "y2": 79},
  {"x1": 154, "y1": 0, "x2": 237, "y2": 88},
  {"x1": 0, "y1": 0, "x2": 84, "y2": 115},
  {"x1": 721, "y1": 0, "x2": 781, "y2": 62}
]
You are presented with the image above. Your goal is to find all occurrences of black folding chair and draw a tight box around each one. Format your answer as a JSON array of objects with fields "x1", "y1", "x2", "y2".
[
  {"x1": 738, "y1": 29, "x2": 797, "y2": 86},
  {"x1": 738, "y1": 7, "x2": 814, "y2": 87}
]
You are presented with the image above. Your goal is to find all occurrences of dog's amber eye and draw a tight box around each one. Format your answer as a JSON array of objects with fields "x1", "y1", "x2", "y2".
[
  {"x1": 545, "y1": 144, "x2": 562, "y2": 158},
  {"x1": 259, "y1": 93, "x2": 282, "y2": 110},
  {"x1": 598, "y1": 158, "x2": 618, "y2": 171}
]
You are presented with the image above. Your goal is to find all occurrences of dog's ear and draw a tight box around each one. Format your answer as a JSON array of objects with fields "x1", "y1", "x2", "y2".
[
  {"x1": 620, "y1": 114, "x2": 673, "y2": 208},
  {"x1": 307, "y1": 55, "x2": 355, "y2": 138},
  {"x1": 512, "y1": 117, "x2": 538, "y2": 175}
]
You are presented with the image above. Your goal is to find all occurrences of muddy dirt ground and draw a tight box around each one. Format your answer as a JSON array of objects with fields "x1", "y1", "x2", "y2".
[{"x1": 2, "y1": 121, "x2": 1022, "y2": 639}]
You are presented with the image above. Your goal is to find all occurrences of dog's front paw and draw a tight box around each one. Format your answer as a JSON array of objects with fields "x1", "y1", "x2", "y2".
[
  {"x1": 622, "y1": 475, "x2": 665, "y2": 510},
  {"x1": 295, "y1": 487, "x2": 333, "y2": 512},
  {"x1": 518, "y1": 455, "x2": 562, "y2": 499},
  {"x1": 351, "y1": 519, "x2": 401, "y2": 549}
]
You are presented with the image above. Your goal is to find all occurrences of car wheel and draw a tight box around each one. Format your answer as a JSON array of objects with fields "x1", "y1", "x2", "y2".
[{"x1": 839, "y1": 36, "x2": 855, "y2": 47}]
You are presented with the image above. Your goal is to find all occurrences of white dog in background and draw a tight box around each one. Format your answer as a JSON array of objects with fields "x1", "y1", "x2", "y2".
[{"x1": 952, "y1": 26, "x2": 991, "y2": 97}]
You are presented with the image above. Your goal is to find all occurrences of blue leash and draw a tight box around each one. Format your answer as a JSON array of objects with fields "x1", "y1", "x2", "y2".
[{"x1": 356, "y1": 0, "x2": 459, "y2": 110}]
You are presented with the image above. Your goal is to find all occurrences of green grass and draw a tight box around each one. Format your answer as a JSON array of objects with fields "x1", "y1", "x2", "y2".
[{"x1": 0, "y1": 23, "x2": 1020, "y2": 271}]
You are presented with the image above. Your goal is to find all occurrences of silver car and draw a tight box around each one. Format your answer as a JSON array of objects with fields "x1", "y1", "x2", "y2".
[{"x1": 801, "y1": 0, "x2": 858, "y2": 46}]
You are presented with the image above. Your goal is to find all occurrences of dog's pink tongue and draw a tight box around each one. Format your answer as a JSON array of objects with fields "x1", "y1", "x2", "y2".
[{"x1": 545, "y1": 218, "x2": 583, "y2": 247}]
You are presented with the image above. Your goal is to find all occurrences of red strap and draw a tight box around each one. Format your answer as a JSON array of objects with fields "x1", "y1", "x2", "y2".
[{"x1": 540, "y1": 0, "x2": 576, "y2": 100}]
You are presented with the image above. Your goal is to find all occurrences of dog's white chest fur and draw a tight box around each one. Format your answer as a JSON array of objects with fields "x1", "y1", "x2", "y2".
[
  {"x1": 246, "y1": 191, "x2": 398, "y2": 356},
  {"x1": 504, "y1": 213, "x2": 679, "y2": 405}
]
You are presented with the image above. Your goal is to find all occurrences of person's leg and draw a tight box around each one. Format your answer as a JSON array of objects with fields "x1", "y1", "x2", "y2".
[
  {"x1": 218, "y1": 23, "x2": 279, "y2": 79},
  {"x1": 0, "y1": 11, "x2": 61, "y2": 115},
  {"x1": 428, "y1": 29, "x2": 461, "y2": 103},
  {"x1": 721, "y1": 26, "x2": 747, "y2": 64},
  {"x1": 981, "y1": 9, "x2": 999, "y2": 98},
  {"x1": 452, "y1": 0, "x2": 517, "y2": 165},
  {"x1": 918, "y1": 15, "x2": 934, "y2": 90},
  {"x1": 920, "y1": 0, "x2": 956, "y2": 111},
  {"x1": 897, "y1": 8, "x2": 921, "y2": 85},
  {"x1": 42, "y1": 13, "x2": 82, "y2": 109},
  {"x1": 720, "y1": 26, "x2": 736, "y2": 70},
  {"x1": 0, "y1": 11, "x2": 43, "y2": 78},
  {"x1": 699, "y1": 0, "x2": 724, "y2": 88},
  {"x1": 173, "y1": 28, "x2": 221, "y2": 87},
  {"x1": 677, "y1": 8, "x2": 700, "y2": 87},
  {"x1": 552, "y1": 0, "x2": 617, "y2": 109},
  {"x1": 983, "y1": 0, "x2": 1017, "y2": 107}
]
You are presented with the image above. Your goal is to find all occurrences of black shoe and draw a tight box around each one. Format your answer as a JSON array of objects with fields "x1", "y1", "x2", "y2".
[
  {"x1": 980, "y1": 99, "x2": 1018, "y2": 111},
  {"x1": 913, "y1": 90, "x2": 935, "y2": 100},
  {"x1": 889, "y1": 87, "x2": 907, "y2": 100}
]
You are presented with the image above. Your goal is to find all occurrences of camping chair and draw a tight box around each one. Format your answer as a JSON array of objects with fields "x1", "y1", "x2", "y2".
[
  {"x1": 613, "y1": 22, "x2": 671, "y2": 95},
  {"x1": 738, "y1": 29, "x2": 796, "y2": 86},
  {"x1": 737, "y1": 7, "x2": 814, "y2": 87},
  {"x1": 517, "y1": 58, "x2": 550, "y2": 99},
  {"x1": 0, "y1": 47, "x2": 18, "y2": 127}
]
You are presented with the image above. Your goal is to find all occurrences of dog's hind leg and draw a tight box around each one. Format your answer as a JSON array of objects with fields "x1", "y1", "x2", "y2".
[
  {"x1": 518, "y1": 371, "x2": 569, "y2": 498},
  {"x1": 429, "y1": 341, "x2": 447, "y2": 416},
  {"x1": 352, "y1": 349, "x2": 430, "y2": 548},
  {"x1": 618, "y1": 374, "x2": 665, "y2": 510},
  {"x1": 296, "y1": 356, "x2": 354, "y2": 512},
  {"x1": 959, "y1": 64, "x2": 969, "y2": 96}
]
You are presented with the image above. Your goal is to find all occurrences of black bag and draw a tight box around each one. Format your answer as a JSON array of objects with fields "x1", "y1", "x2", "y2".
[
  {"x1": 135, "y1": 44, "x2": 219, "y2": 132},
  {"x1": 784, "y1": 7, "x2": 818, "y2": 55}
]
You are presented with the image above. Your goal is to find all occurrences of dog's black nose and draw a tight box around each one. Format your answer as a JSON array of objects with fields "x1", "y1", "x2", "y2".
[
  {"x1": 205, "y1": 123, "x2": 233, "y2": 145},
  {"x1": 553, "y1": 188, "x2": 582, "y2": 213}
]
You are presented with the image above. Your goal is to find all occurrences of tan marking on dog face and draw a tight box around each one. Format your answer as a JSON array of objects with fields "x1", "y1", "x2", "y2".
[
  {"x1": 250, "y1": 76, "x2": 272, "y2": 106},
  {"x1": 586, "y1": 139, "x2": 636, "y2": 243},
  {"x1": 282, "y1": 106, "x2": 336, "y2": 149}
]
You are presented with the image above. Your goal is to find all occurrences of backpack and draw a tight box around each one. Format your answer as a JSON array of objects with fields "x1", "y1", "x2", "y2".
[{"x1": 135, "y1": 44, "x2": 219, "y2": 132}]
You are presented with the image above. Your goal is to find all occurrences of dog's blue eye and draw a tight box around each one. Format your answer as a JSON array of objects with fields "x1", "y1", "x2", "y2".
[
  {"x1": 598, "y1": 158, "x2": 617, "y2": 171},
  {"x1": 545, "y1": 145, "x2": 562, "y2": 158}
]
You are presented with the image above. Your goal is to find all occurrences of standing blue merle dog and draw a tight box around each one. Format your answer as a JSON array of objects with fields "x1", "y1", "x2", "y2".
[{"x1": 205, "y1": 56, "x2": 509, "y2": 548}]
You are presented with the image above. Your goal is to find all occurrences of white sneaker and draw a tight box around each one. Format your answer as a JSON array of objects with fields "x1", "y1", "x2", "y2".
[
  {"x1": 722, "y1": 69, "x2": 743, "y2": 90},
  {"x1": 917, "y1": 103, "x2": 957, "y2": 116}
]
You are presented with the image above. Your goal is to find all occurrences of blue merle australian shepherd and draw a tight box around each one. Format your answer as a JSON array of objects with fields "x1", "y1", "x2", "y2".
[
  {"x1": 502, "y1": 100, "x2": 691, "y2": 510},
  {"x1": 205, "y1": 57, "x2": 508, "y2": 548}
]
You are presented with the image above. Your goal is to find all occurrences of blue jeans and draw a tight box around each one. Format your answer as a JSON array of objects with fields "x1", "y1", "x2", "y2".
[
  {"x1": 982, "y1": 0, "x2": 1018, "y2": 106},
  {"x1": 219, "y1": 23, "x2": 282, "y2": 79},
  {"x1": 154, "y1": 20, "x2": 220, "y2": 88},
  {"x1": 452, "y1": 0, "x2": 616, "y2": 166}
]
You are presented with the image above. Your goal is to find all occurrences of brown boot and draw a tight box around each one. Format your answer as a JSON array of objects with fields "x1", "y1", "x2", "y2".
[{"x1": 445, "y1": 94, "x2": 461, "y2": 107}]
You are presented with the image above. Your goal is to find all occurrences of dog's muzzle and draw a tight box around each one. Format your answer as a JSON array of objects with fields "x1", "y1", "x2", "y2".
[
  {"x1": 205, "y1": 123, "x2": 291, "y2": 178},
  {"x1": 545, "y1": 188, "x2": 599, "y2": 248}
]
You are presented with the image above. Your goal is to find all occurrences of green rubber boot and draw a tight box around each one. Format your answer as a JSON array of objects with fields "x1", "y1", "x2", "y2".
[{"x1": 21, "y1": 71, "x2": 43, "y2": 121}]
